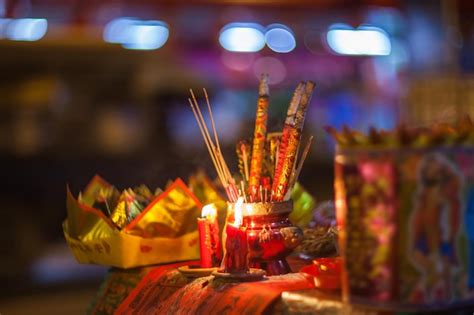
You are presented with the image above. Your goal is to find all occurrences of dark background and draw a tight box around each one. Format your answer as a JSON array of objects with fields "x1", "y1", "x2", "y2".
[{"x1": 1, "y1": 0, "x2": 474, "y2": 313}]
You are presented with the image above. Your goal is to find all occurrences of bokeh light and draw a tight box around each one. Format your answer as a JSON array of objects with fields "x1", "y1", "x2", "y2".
[
  {"x1": 103, "y1": 17, "x2": 138, "y2": 44},
  {"x1": 326, "y1": 23, "x2": 391, "y2": 56},
  {"x1": 6, "y1": 18, "x2": 48, "y2": 41},
  {"x1": 265, "y1": 23, "x2": 296, "y2": 53},
  {"x1": 221, "y1": 51, "x2": 255, "y2": 71},
  {"x1": 103, "y1": 18, "x2": 169, "y2": 50},
  {"x1": 253, "y1": 56, "x2": 286, "y2": 84},
  {"x1": 219, "y1": 22, "x2": 265, "y2": 52}
]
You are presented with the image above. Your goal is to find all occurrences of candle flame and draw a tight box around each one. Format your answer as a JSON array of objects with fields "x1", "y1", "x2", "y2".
[
  {"x1": 201, "y1": 204, "x2": 217, "y2": 219},
  {"x1": 233, "y1": 197, "x2": 244, "y2": 226},
  {"x1": 245, "y1": 204, "x2": 254, "y2": 216}
]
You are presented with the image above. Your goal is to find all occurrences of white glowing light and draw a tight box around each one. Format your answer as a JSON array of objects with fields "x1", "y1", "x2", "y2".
[
  {"x1": 122, "y1": 23, "x2": 169, "y2": 50},
  {"x1": 233, "y1": 197, "x2": 244, "y2": 226},
  {"x1": 219, "y1": 23, "x2": 265, "y2": 52},
  {"x1": 201, "y1": 204, "x2": 217, "y2": 219},
  {"x1": 326, "y1": 24, "x2": 391, "y2": 56},
  {"x1": 103, "y1": 18, "x2": 169, "y2": 50},
  {"x1": 265, "y1": 23, "x2": 296, "y2": 53},
  {"x1": 6, "y1": 18, "x2": 47, "y2": 41}
]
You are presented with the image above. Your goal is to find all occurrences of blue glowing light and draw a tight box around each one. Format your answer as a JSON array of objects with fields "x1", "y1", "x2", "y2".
[
  {"x1": 103, "y1": 17, "x2": 138, "y2": 44},
  {"x1": 0, "y1": 18, "x2": 12, "y2": 39},
  {"x1": 122, "y1": 22, "x2": 169, "y2": 50},
  {"x1": 326, "y1": 24, "x2": 391, "y2": 56},
  {"x1": 265, "y1": 23, "x2": 296, "y2": 53},
  {"x1": 103, "y1": 18, "x2": 169, "y2": 50},
  {"x1": 6, "y1": 18, "x2": 47, "y2": 41},
  {"x1": 219, "y1": 23, "x2": 265, "y2": 52}
]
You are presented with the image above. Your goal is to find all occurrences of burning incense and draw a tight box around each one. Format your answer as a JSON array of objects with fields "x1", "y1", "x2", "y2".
[
  {"x1": 190, "y1": 77, "x2": 315, "y2": 204},
  {"x1": 248, "y1": 74, "x2": 269, "y2": 199},
  {"x1": 272, "y1": 82, "x2": 304, "y2": 193},
  {"x1": 272, "y1": 81, "x2": 316, "y2": 201}
]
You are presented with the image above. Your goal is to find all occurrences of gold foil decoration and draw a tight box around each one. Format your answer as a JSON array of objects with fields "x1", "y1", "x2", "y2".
[
  {"x1": 81, "y1": 175, "x2": 112, "y2": 206},
  {"x1": 327, "y1": 115, "x2": 474, "y2": 148},
  {"x1": 111, "y1": 200, "x2": 128, "y2": 229},
  {"x1": 124, "y1": 178, "x2": 202, "y2": 238},
  {"x1": 133, "y1": 184, "x2": 155, "y2": 202}
]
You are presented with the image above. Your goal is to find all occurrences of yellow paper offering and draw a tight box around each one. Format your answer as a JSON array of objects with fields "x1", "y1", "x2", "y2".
[{"x1": 64, "y1": 176, "x2": 201, "y2": 268}]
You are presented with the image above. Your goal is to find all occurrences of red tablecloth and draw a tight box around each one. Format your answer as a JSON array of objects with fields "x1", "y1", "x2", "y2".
[{"x1": 114, "y1": 263, "x2": 314, "y2": 315}]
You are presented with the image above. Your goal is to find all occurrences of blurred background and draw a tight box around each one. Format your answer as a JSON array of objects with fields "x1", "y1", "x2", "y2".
[{"x1": 1, "y1": 0, "x2": 474, "y2": 313}]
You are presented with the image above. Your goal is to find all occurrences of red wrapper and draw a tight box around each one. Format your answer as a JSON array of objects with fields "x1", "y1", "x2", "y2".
[
  {"x1": 249, "y1": 75, "x2": 270, "y2": 199},
  {"x1": 273, "y1": 82, "x2": 304, "y2": 187},
  {"x1": 272, "y1": 126, "x2": 300, "y2": 201},
  {"x1": 197, "y1": 217, "x2": 222, "y2": 268},
  {"x1": 222, "y1": 223, "x2": 249, "y2": 273}
]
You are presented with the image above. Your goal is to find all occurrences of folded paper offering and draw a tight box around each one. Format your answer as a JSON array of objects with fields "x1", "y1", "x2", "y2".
[
  {"x1": 326, "y1": 115, "x2": 474, "y2": 149},
  {"x1": 63, "y1": 175, "x2": 202, "y2": 268}
]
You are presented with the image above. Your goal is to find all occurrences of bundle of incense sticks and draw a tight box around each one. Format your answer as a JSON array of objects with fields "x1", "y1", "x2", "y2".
[
  {"x1": 188, "y1": 89, "x2": 239, "y2": 202},
  {"x1": 189, "y1": 77, "x2": 315, "y2": 203}
]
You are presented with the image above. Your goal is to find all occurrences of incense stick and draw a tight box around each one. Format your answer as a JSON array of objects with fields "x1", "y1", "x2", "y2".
[
  {"x1": 241, "y1": 143, "x2": 249, "y2": 182},
  {"x1": 202, "y1": 88, "x2": 235, "y2": 185},
  {"x1": 188, "y1": 99, "x2": 230, "y2": 198},
  {"x1": 202, "y1": 90, "x2": 237, "y2": 196},
  {"x1": 189, "y1": 94, "x2": 228, "y2": 193},
  {"x1": 189, "y1": 89, "x2": 238, "y2": 202},
  {"x1": 203, "y1": 88, "x2": 222, "y2": 154},
  {"x1": 188, "y1": 98, "x2": 225, "y2": 183}
]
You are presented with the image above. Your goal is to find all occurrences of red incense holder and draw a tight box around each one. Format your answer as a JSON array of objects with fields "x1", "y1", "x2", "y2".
[{"x1": 240, "y1": 201, "x2": 304, "y2": 275}]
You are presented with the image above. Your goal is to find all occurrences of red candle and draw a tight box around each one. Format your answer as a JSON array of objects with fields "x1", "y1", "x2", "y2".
[
  {"x1": 222, "y1": 198, "x2": 249, "y2": 273},
  {"x1": 197, "y1": 204, "x2": 222, "y2": 268}
]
